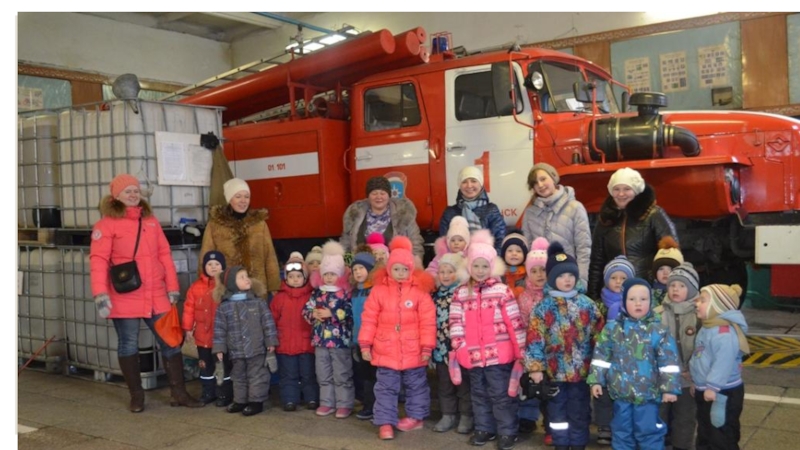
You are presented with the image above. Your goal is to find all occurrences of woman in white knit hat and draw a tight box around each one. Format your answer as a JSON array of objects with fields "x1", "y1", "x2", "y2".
[
  {"x1": 439, "y1": 166, "x2": 506, "y2": 252},
  {"x1": 199, "y1": 178, "x2": 281, "y2": 294}
]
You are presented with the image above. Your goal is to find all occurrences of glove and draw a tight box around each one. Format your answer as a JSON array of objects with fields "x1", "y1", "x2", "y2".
[
  {"x1": 711, "y1": 392, "x2": 728, "y2": 427},
  {"x1": 94, "y1": 294, "x2": 112, "y2": 319},
  {"x1": 214, "y1": 359, "x2": 225, "y2": 386},
  {"x1": 265, "y1": 350, "x2": 278, "y2": 373},
  {"x1": 168, "y1": 291, "x2": 180, "y2": 304},
  {"x1": 520, "y1": 375, "x2": 560, "y2": 400}
]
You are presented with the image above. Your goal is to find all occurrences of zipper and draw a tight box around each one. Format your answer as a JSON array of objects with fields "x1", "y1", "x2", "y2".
[{"x1": 620, "y1": 210, "x2": 627, "y2": 257}]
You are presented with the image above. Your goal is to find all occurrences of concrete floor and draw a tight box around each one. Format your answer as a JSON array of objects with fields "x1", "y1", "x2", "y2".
[{"x1": 16, "y1": 363, "x2": 800, "y2": 450}]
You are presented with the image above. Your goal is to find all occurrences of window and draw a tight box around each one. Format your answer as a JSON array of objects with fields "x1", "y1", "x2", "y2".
[
  {"x1": 535, "y1": 61, "x2": 619, "y2": 114},
  {"x1": 454, "y1": 70, "x2": 521, "y2": 121},
  {"x1": 364, "y1": 83, "x2": 421, "y2": 132}
]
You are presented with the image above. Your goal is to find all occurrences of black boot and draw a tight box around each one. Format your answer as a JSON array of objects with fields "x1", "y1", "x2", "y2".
[
  {"x1": 242, "y1": 401, "x2": 264, "y2": 416},
  {"x1": 227, "y1": 402, "x2": 246, "y2": 413},
  {"x1": 199, "y1": 378, "x2": 217, "y2": 405},
  {"x1": 215, "y1": 379, "x2": 233, "y2": 407},
  {"x1": 163, "y1": 353, "x2": 203, "y2": 408},
  {"x1": 118, "y1": 355, "x2": 144, "y2": 413}
]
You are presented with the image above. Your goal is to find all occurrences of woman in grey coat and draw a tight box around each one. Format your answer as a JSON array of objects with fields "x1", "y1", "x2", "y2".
[
  {"x1": 520, "y1": 163, "x2": 591, "y2": 286},
  {"x1": 340, "y1": 176, "x2": 424, "y2": 262}
]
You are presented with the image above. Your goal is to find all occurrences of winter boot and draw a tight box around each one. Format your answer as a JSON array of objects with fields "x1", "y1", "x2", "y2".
[
  {"x1": 242, "y1": 401, "x2": 264, "y2": 416},
  {"x1": 434, "y1": 414, "x2": 458, "y2": 432},
  {"x1": 199, "y1": 378, "x2": 217, "y2": 405},
  {"x1": 457, "y1": 415, "x2": 475, "y2": 434},
  {"x1": 118, "y1": 354, "x2": 144, "y2": 413},
  {"x1": 216, "y1": 379, "x2": 233, "y2": 407},
  {"x1": 163, "y1": 353, "x2": 203, "y2": 408}
]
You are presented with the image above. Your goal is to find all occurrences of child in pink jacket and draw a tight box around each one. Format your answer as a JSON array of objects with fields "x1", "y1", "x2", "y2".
[
  {"x1": 359, "y1": 236, "x2": 437, "y2": 441},
  {"x1": 449, "y1": 230, "x2": 527, "y2": 450},
  {"x1": 426, "y1": 215, "x2": 470, "y2": 276}
]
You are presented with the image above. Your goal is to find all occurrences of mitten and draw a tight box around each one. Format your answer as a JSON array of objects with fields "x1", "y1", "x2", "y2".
[
  {"x1": 214, "y1": 359, "x2": 225, "y2": 386},
  {"x1": 265, "y1": 350, "x2": 278, "y2": 373},
  {"x1": 94, "y1": 294, "x2": 112, "y2": 318},
  {"x1": 711, "y1": 392, "x2": 728, "y2": 427},
  {"x1": 448, "y1": 351, "x2": 462, "y2": 385},
  {"x1": 168, "y1": 291, "x2": 180, "y2": 304}
]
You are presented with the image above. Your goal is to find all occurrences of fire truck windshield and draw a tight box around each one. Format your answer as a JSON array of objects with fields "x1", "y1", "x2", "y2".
[{"x1": 530, "y1": 60, "x2": 619, "y2": 115}]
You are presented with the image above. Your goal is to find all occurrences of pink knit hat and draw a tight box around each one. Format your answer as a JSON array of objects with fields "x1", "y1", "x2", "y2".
[
  {"x1": 466, "y1": 229, "x2": 506, "y2": 279},
  {"x1": 387, "y1": 236, "x2": 415, "y2": 272},
  {"x1": 446, "y1": 216, "x2": 471, "y2": 249},
  {"x1": 319, "y1": 240, "x2": 345, "y2": 277},
  {"x1": 525, "y1": 237, "x2": 549, "y2": 274},
  {"x1": 109, "y1": 174, "x2": 140, "y2": 198}
]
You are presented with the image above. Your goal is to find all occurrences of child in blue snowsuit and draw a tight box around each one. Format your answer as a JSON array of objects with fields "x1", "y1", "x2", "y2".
[{"x1": 588, "y1": 278, "x2": 681, "y2": 450}]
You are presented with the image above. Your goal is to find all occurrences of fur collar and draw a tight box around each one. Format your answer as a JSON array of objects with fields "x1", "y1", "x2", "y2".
[
  {"x1": 598, "y1": 184, "x2": 657, "y2": 226},
  {"x1": 209, "y1": 205, "x2": 268, "y2": 226},
  {"x1": 372, "y1": 266, "x2": 436, "y2": 293},
  {"x1": 98, "y1": 195, "x2": 152, "y2": 218},
  {"x1": 212, "y1": 275, "x2": 267, "y2": 303}
]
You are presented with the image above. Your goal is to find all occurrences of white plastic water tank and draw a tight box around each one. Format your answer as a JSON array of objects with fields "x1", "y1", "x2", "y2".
[
  {"x1": 18, "y1": 246, "x2": 66, "y2": 360},
  {"x1": 18, "y1": 115, "x2": 61, "y2": 228},
  {"x1": 59, "y1": 100, "x2": 221, "y2": 228}
]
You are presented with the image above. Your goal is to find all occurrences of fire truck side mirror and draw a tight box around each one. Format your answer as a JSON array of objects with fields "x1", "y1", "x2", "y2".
[
  {"x1": 491, "y1": 62, "x2": 514, "y2": 116},
  {"x1": 573, "y1": 81, "x2": 606, "y2": 104}
]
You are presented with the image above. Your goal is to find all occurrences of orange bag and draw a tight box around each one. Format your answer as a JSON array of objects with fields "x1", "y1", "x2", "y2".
[{"x1": 155, "y1": 305, "x2": 183, "y2": 348}]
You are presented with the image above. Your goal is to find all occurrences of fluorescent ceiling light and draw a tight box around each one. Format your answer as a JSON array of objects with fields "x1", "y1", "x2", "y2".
[
  {"x1": 304, "y1": 42, "x2": 324, "y2": 52},
  {"x1": 320, "y1": 34, "x2": 346, "y2": 45}
]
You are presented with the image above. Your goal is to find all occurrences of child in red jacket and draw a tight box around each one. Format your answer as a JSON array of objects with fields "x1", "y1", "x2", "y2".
[
  {"x1": 359, "y1": 236, "x2": 437, "y2": 440},
  {"x1": 182, "y1": 251, "x2": 228, "y2": 405},
  {"x1": 270, "y1": 252, "x2": 319, "y2": 412}
]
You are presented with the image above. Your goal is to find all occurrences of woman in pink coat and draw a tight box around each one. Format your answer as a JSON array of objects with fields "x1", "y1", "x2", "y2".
[{"x1": 90, "y1": 174, "x2": 202, "y2": 413}]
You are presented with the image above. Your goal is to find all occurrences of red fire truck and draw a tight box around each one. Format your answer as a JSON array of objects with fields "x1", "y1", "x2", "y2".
[{"x1": 180, "y1": 27, "x2": 800, "y2": 295}]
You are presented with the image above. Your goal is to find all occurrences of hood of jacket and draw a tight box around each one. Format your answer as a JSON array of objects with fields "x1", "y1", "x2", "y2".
[
  {"x1": 599, "y1": 184, "x2": 657, "y2": 226},
  {"x1": 98, "y1": 195, "x2": 152, "y2": 218},
  {"x1": 372, "y1": 265, "x2": 436, "y2": 293},
  {"x1": 209, "y1": 204, "x2": 268, "y2": 228},
  {"x1": 279, "y1": 280, "x2": 313, "y2": 298},
  {"x1": 718, "y1": 309, "x2": 749, "y2": 333}
]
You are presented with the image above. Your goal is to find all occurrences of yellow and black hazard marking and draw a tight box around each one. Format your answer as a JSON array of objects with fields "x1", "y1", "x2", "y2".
[{"x1": 743, "y1": 336, "x2": 800, "y2": 368}]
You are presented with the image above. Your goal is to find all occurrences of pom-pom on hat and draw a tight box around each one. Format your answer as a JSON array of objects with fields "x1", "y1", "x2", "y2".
[
  {"x1": 285, "y1": 251, "x2": 308, "y2": 280},
  {"x1": 458, "y1": 166, "x2": 484, "y2": 187},
  {"x1": 466, "y1": 229, "x2": 505, "y2": 279},
  {"x1": 501, "y1": 232, "x2": 529, "y2": 260},
  {"x1": 653, "y1": 236, "x2": 684, "y2": 272},
  {"x1": 365, "y1": 176, "x2": 392, "y2": 197},
  {"x1": 202, "y1": 251, "x2": 227, "y2": 277},
  {"x1": 607, "y1": 167, "x2": 645, "y2": 196},
  {"x1": 387, "y1": 236, "x2": 415, "y2": 272},
  {"x1": 545, "y1": 242, "x2": 579, "y2": 288},
  {"x1": 621, "y1": 277, "x2": 652, "y2": 315},
  {"x1": 366, "y1": 232, "x2": 389, "y2": 255},
  {"x1": 525, "y1": 237, "x2": 549, "y2": 274},
  {"x1": 603, "y1": 255, "x2": 636, "y2": 286},
  {"x1": 223, "y1": 265, "x2": 246, "y2": 293},
  {"x1": 110, "y1": 174, "x2": 140, "y2": 198},
  {"x1": 305, "y1": 246, "x2": 323, "y2": 266},
  {"x1": 446, "y1": 216, "x2": 471, "y2": 248},
  {"x1": 702, "y1": 284, "x2": 743, "y2": 318},
  {"x1": 223, "y1": 178, "x2": 250, "y2": 204},
  {"x1": 319, "y1": 240, "x2": 346, "y2": 277},
  {"x1": 667, "y1": 262, "x2": 700, "y2": 300}
]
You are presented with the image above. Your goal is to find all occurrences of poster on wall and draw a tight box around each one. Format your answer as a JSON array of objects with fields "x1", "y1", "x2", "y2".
[
  {"x1": 698, "y1": 44, "x2": 729, "y2": 88},
  {"x1": 155, "y1": 131, "x2": 212, "y2": 186},
  {"x1": 659, "y1": 51, "x2": 689, "y2": 93},
  {"x1": 18, "y1": 87, "x2": 44, "y2": 111},
  {"x1": 624, "y1": 57, "x2": 652, "y2": 93}
]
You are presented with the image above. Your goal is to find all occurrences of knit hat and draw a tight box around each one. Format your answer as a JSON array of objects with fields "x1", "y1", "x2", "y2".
[
  {"x1": 305, "y1": 246, "x2": 323, "y2": 266},
  {"x1": 387, "y1": 236, "x2": 415, "y2": 272},
  {"x1": 702, "y1": 284, "x2": 743, "y2": 318},
  {"x1": 319, "y1": 241, "x2": 346, "y2": 277},
  {"x1": 438, "y1": 252, "x2": 468, "y2": 286},
  {"x1": 366, "y1": 232, "x2": 389, "y2": 256},
  {"x1": 545, "y1": 242, "x2": 579, "y2": 288},
  {"x1": 466, "y1": 229, "x2": 505, "y2": 279},
  {"x1": 223, "y1": 265, "x2": 246, "y2": 293},
  {"x1": 365, "y1": 176, "x2": 392, "y2": 197},
  {"x1": 621, "y1": 277, "x2": 652, "y2": 315},
  {"x1": 223, "y1": 178, "x2": 250, "y2": 204},
  {"x1": 446, "y1": 216, "x2": 471, "y2": 248},
  {"x1": 109, "y1": 174, "x2": 140, "y2": 198},
  {"x1": 603, "y1": 255, "x2": 635, "y2": 286},
  {"x1": 653, "y1": 237, "x2": 684, "y2": 272},
  {"x1": 202, "y1": 251, "x2": 227, "y2": 277},
  {"x1": 607, "y1": 167, "x2": 645, "y2": 195},
  {"x1": 352, "y1": 250, "x2": 376, "y2": 272},
  {"x1": 285, "y1": 251, "x2": 308, "y2": 280},
  {"x1": 458, "y1": 166, "x2": 484, "y2": 186},
  {"x1": 667, "y1": 262, "x2": 700, "y2": 300},
  {"x1": 501, "y1": 232, "x2": 529, "y2": 260},
  {"x1": 528, "y1": 162, "x2": 560, "y2": 188},
  {"x1": 525, "y1": 237, "x2": 549, "y2": 274}
]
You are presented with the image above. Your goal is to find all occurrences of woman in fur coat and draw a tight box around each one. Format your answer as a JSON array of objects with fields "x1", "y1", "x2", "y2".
[{"x1": 199, "y1": 178, "x2": 281, "y2": 293}]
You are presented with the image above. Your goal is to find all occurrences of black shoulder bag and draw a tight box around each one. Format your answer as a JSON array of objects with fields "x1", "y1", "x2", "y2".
[{"x1": 109, "y1": 217, "x2": 143, "y2": 293}]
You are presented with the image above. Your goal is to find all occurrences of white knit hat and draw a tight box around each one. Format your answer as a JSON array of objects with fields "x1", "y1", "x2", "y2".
[
  {"x1": 607, "y1": 168, "x2": 645, "y2": 195},
  {"x1": 458, "y1": 166, "x2": 484, "y2": 187},
  {"x1": 223, "y1": 178, "x2": 250, "y2": 204}
]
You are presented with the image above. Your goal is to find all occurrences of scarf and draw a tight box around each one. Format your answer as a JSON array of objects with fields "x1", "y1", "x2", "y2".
[
  {"x1": 365, "y1": 207, "x2": 391, "y2": 237},
  {"x1": 601, "y1": 287, "x2": 623, "y2": 321},
  {"x1": 702, "y1": 317, "x2": 750, "y2": 354},
  {"x1": 457, "y1": 189, "x2": 489, "y2": 231},
  {"x1": 661, "y1": 298, "x2": 696, "y2": 336},
  {"x1": 320, "y1": 284, "x2": 342, "y2": 293},
  {"x1": 228, "y1": 291, "x2": 255, "y2": 301}
]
